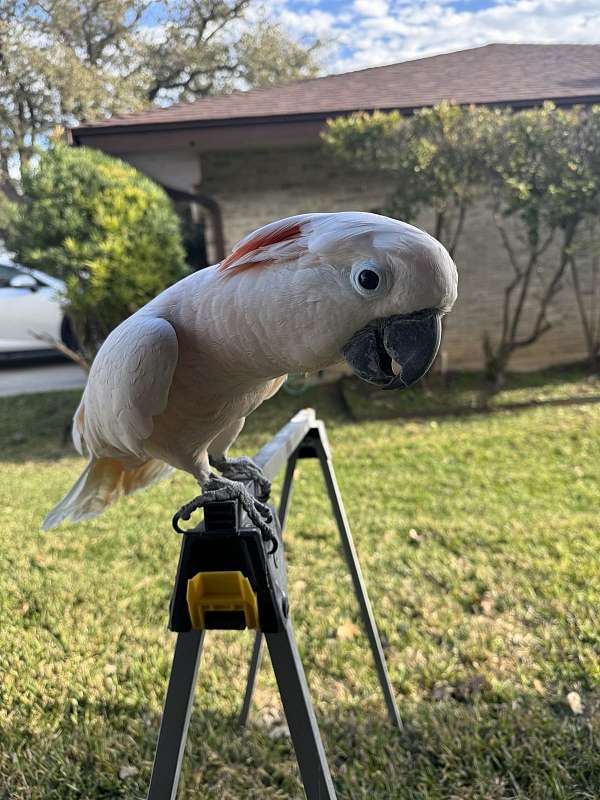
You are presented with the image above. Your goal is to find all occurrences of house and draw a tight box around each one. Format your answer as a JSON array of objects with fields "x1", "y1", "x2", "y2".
[{"x1": 71, "y1": 43, "x2": 600, "y2": 370}]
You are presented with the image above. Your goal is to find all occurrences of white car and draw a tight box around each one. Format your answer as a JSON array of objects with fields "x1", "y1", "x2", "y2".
[{"x1": 0, "y1": 256, "x2": 77, "y2": 358}]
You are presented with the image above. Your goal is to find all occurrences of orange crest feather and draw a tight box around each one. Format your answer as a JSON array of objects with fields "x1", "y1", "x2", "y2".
[{"x1": 218, "y1": 221, "x2": 303, "y2": 274}]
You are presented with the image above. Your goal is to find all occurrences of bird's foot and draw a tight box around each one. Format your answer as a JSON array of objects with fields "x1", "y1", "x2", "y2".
[
  {"x1": 209, "y1": 455, "x2": 271, "y2": 501},
  {"x1": 173, "y1": 474, "x2": 276, "y2": 549}
]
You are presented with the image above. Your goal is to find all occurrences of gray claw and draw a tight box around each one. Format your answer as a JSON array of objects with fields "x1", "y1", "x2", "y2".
[
  {"x1": 173, "y1": 475, "x2": 275, "y2": 548},
  {"x1": 253, "y1": 498, "x2": 273, "y2": 521},
  {"x1": 210, "y1": 455, "x2": 271, "y2": 501}
]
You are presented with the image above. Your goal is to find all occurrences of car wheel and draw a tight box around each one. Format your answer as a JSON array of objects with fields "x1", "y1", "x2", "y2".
[{"x1": 61, "y1": 316, "x2": 80, "y2": 352}]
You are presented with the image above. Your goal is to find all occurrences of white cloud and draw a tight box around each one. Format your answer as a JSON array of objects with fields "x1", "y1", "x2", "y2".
[
  {"x1": 270, "y1": 0, "x2": 600, "y2": 74},
  {"x1": 353, "y1": 0, "x2": 390, "y2": 17},
  {"x1": 279, "y1": 8, "x2": 338, "y2": 38}
]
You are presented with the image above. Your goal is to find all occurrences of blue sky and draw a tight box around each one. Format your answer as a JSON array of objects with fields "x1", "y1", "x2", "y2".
[{"x1": 266, "y1": 0, "x2": 600, "y2": 73}]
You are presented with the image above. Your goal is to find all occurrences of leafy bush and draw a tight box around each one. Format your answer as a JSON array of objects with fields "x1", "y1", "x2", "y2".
[
  {"x1": 323, "y1": 102, "x2": 494, "y2": 258},
  {"x1": 324, "y1": 102, "x2": 600, "y2": 386},
  {"x1": 0, "y1": 193, "x2": 15, "y2": 242},
  {"x1": 8, "y1": 141, "x2": 187, "y2": 360}
]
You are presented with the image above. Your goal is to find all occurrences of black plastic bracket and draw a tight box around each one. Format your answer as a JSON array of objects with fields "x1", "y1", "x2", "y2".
[{"x1": 168, "y1": 500, "x2": 288, "y2": 634}]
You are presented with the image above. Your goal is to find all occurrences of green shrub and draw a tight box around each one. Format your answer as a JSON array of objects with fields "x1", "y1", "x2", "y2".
[
  {"x1": 8, "y1": 141, "x2": 187, "y2": 360},
  {"x1": 0, "y1": 190, "x2": 16, "y2": 242}
]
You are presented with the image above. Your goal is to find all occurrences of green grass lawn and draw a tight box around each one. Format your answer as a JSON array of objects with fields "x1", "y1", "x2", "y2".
[{"x1": 1, "y1": 372, "x2": 599, "y2": 799}]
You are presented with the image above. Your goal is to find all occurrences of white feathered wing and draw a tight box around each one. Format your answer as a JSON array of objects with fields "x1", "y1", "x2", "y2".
[{"x1": 43, "y1": 316, "x2": 178, "y2": 530}]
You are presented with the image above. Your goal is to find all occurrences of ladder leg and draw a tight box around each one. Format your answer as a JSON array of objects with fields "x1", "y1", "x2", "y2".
[
  {"x1": 278, "y1": 450, "x2": 298, "y2": 530},
  {"x1": 317, "y1": 443, "x2": 403, "y2": 730},
  {"x1": 238, "y1": 630, "x2": 264, "y2": 727},
  {"x1": 239, "y1": 451, "x2": 299, "y2": 727},
  {"x1": 266, "y1": 624, "x2": 337, "y2": 800},
  {"x1": 147, "y1": 630, "x2": 205, "y2": 800}
]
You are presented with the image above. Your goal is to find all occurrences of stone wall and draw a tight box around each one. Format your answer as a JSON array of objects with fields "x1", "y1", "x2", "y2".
[{"x1": 200, "y1": 144, "x2": 592, "y2": 371}]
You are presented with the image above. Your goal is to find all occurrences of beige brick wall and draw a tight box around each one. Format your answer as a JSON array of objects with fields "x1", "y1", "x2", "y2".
[{"x1": 200, "y1": 144, "x2": 592, "y2": 371}]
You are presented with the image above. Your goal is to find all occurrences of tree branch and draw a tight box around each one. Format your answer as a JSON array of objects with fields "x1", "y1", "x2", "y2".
[
  {"x1": 448, "y1": 200, "x2": 467, "y2": 259},
  {"x1": 29, "y1": 330, "x2": 90, "y2": 372},
  {"x1": 569, "y1": 254, "x2": 595, "y2": 361}
]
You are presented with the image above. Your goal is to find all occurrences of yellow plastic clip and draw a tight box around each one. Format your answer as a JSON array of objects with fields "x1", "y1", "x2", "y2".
[{"x1": 186, "y1": 570, "x2": 259, "y2": 630}]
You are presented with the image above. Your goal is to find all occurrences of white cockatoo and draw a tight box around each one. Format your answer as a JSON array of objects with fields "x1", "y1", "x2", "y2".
[{"x1": 43, "y1": 212, "x2": 457, "y2": 538}]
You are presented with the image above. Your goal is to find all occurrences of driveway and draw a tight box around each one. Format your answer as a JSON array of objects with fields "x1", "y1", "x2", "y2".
[{"x1": 0, "y1": 360, "x2": 87, "y2": 398}]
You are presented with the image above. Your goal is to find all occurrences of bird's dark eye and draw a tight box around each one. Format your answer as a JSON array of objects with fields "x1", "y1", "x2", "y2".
[
  {"x1": 358, "y1": 269, "x2": 380, "y2": 291},
  {"x1": 351, "y1": 261, "x2": 386, "y2": 297}
]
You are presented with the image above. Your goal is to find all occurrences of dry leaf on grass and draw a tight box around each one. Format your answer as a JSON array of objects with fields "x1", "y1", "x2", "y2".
[
  {"x1": 336, "y1": 621, "x2": 360, "y2": 640},
  {"x1": 566, "y1": 691, "x2": 584, "y2": 715},
  {"x1": 408, "y1": 528, "x2": 424, "y2": 544},
  {"x1": 119, "y1": 765, "x2": 139, "y2": 779},
  {"x1": 479, "y1": 594, "x2": 495, "y2": 616}
]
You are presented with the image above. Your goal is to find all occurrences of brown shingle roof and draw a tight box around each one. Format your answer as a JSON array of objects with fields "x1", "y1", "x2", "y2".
[{"x1": 74, "y1": 43, "x2": 600, "y2": 133}]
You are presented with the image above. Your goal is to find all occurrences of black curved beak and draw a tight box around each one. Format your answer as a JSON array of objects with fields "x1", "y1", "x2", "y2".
[{"x1": 342, "y1": 309, "x2": 442, "y2": 390}]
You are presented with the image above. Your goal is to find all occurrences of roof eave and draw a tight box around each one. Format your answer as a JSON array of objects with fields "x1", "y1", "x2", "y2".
[
  {"x1": 71, "y1": 94, "x2": 600, "y2": 143},
  {"x1": 71, "y1": 108, "x2": 396, "y2": 141}
]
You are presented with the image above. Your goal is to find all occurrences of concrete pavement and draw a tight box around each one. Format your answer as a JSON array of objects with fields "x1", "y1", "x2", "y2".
[{"x1": 0, "y1": 360, "x2": 87, "y2": 397}]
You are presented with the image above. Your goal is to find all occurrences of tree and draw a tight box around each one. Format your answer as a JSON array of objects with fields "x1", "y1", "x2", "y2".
[
  {"x1": 0, "y1": 185, "x2": 14, "y2": 240},
  {"x1": 7, "y1": 140, "x2": 187, "y2": 360},
  {"x1": 482, "y1": 103, "x2": 600, "y2": 387},
  {"x1": 0, "y1": 1, "x2": 320, "y2": 196},
  {"x1": 561, "y1": 107, "x2": 600, "y2": 371},
  {"x1": 323, "y1": 102, "x2": 493, "y2": 259},
  {"x1": 236, "y1": 20, "x2": 320, "y2": 90}
]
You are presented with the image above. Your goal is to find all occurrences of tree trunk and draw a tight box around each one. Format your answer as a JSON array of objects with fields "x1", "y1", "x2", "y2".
[
  {"x1": 480, "y1": 334, "x2": 509, "y2": 406},
  {"x1": 570, "y1": 255, "x2": 599, "y2": 372}
]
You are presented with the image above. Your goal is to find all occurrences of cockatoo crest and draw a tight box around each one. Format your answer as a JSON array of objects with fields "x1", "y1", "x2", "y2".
[
  {"x1": 218, "y1": 213, "x2": 373, "y2": 274},
  {"x1": 218, "y1": 218, "x2": 304, "y2": 273}
]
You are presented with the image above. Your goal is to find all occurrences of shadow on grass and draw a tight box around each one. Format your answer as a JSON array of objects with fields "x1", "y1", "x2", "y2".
[
  {"x1": 1, "y1": 365, "x2": 597, "y2": 464},
  {"x1": 0, "y1": 389, "x2": 81, "y2": 463},
  {"x1": 348, "y1": 389, "x2": 600, "y2": 421},
  {"x1": 4, "y1": 687, "x2": 599, "y2": 799},
  {"x1": 342, "y1": 362, "x2": 600, "y2": 422}
]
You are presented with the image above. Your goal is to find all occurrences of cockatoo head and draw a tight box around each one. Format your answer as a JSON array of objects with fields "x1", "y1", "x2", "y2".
[{"x1": 218, "y1": 212, "x2": 458, "y2": 388}]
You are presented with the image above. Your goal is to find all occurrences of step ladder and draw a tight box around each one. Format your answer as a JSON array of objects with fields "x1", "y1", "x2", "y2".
[{"x1": 147, "y1": 409, "x2": 401, "y2": 800}]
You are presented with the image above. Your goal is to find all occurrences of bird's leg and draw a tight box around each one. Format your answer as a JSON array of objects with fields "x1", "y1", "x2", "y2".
[
  {"x1": 206, "y1": 418, "x2": 271, "y2": 502},
  {"x1": 173, "y1": 473, "x2": 275, "y2": 547},
  {"x1": 209, "y1": 454, "x2": 271, "y2": 501}
]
